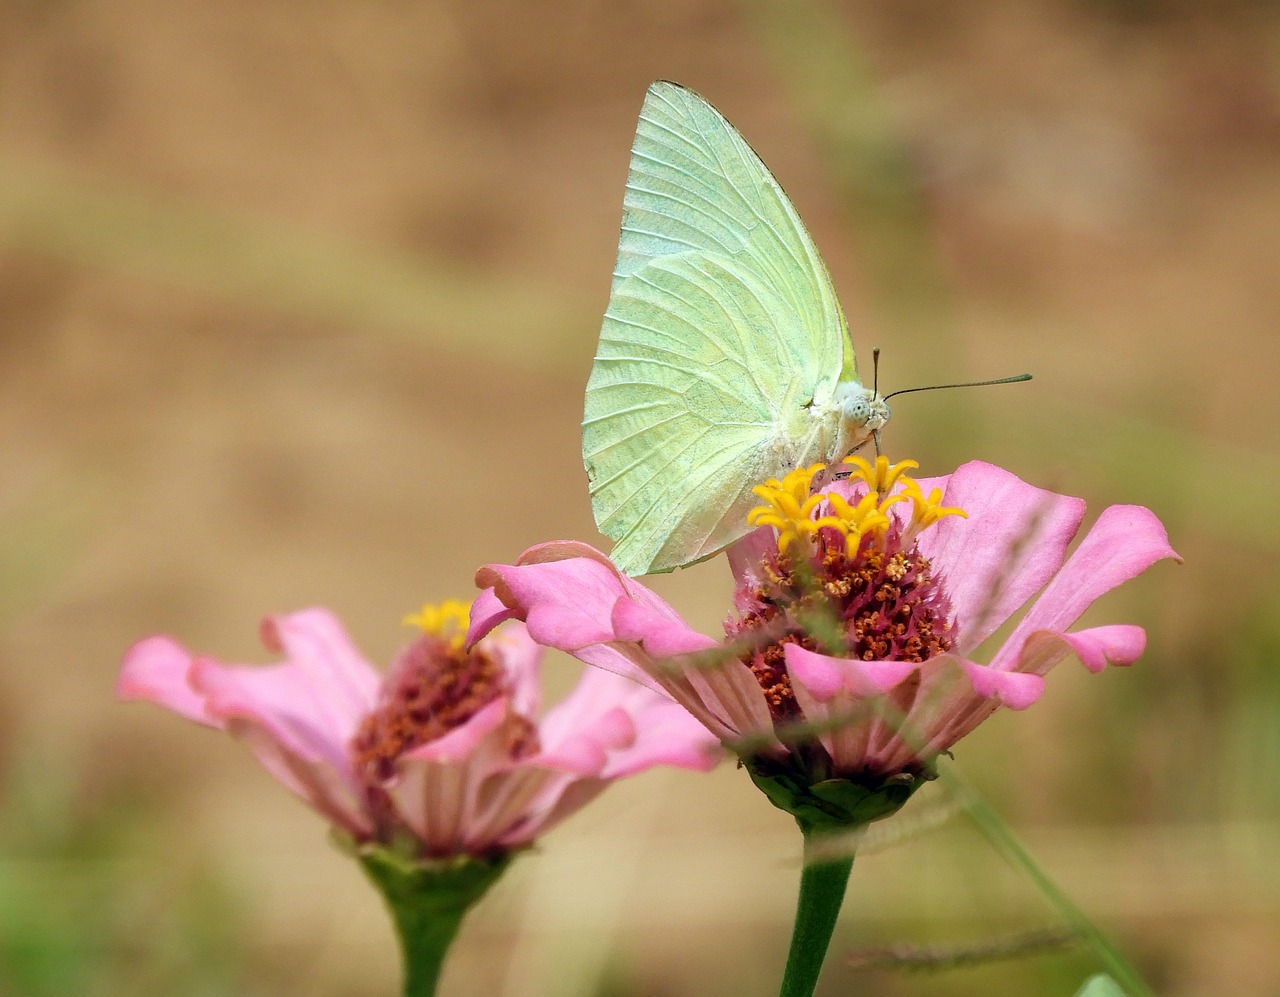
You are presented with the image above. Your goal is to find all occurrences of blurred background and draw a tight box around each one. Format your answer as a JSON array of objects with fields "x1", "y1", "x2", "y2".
[{"x1": 1, "y1": 1, "x2": 1275, "y2": 994}]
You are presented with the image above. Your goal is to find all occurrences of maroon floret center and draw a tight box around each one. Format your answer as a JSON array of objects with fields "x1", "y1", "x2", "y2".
[{"x1": 726, "y1": 527, "x2": 955, "y2": 726}]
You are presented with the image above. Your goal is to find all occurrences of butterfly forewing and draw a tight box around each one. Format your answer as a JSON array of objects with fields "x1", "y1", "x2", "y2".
[{"x1": 584, "y1": 81, "x2": 856, "y2": 575}]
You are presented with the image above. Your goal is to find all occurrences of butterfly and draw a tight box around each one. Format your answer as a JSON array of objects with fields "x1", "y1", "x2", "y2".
[{"x1": 583, "y1": 81, "x2": 889, "y2": 577}]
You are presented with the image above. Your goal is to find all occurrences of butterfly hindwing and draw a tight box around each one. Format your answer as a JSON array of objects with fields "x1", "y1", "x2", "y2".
[{"x1": 586, "y1": 253, "x2": 799, "y2": 573}]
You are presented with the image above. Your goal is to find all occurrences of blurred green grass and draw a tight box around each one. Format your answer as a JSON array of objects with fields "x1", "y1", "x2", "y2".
[{"x1": 0, "y1": 738, "x2": 250, "y2": 996}]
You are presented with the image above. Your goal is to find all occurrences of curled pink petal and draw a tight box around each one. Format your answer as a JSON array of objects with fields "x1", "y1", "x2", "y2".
[
  {"x1": 1012, "y1": 624, "x2": 1149, "y2": 678},
  {"x1": 117, "y1": 636, "x2": 221, "y2": 728},
  {"x1": 476, "y1": 551, "x2": 678, "y2": 692},
  {"x1": 189, "y1": 655, "x2": 360, "y2": 775},
  {"x1": 536, "y1": 648, "x2": 722, "y2": 769},
  {"x1": 602, "y1": 699, "x2": 721, "y2": 777},
  {"x1": 991, "y1": 505, "x2": 1178, "y2": 671},
  {"x1": 532, "y1": 706, "x2": 636, "y2": 776},
  {"x1": 258, "y1": 609, "x2": 381, "y2": 730},
  {"x1": 467, "y1": 586, "x2": 518, "y2": 646},
  {"x1": 478, "y1": 556, "x2": 622, "y2": 651},
  {"x1": 612, "y1": 597, "x2": 719, "y2": 656},
  {"x1": 960, "y1": 660, "x2": 1046, "y2": 710}
]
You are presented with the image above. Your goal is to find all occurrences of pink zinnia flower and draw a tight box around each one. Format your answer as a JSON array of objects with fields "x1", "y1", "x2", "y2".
[
  {"x1": 472, "y1": 458, "x2": 1178, "y2": 824},
  {"x1": 118, "y1": 599, "x2": 719, "y2": 856}
]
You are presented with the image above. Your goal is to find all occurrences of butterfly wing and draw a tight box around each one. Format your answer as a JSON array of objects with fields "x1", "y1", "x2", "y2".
[{"x1": 584, "y1": 81, "x2": 857, "y2": 576}]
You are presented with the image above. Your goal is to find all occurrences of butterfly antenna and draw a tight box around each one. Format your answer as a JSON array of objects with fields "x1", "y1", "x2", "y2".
[
  {"x1": 883, "y1": 372, "x2": 1032, "y2": 402},
  {"x1": 872, "y1": 349, "x2": 884, "y2": 456}
]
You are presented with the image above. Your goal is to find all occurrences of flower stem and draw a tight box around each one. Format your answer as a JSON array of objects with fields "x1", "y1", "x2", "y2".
[
  {"x1": 357, "y1": 846, "x2": 513, "y2": 997},
  {"x1": 778, "y1": 829, "x2": 856, "y2": 997}
]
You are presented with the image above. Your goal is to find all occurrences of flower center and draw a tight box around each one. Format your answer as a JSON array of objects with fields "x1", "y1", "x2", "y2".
[
  {"x1": 351, "y1": 601, "x2": 537, "y2": 785},
  {"x1": 728, "y1": 457, "x2": 964, "y2": 724}
]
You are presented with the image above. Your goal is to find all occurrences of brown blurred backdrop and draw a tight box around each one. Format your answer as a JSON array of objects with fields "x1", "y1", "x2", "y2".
[{"x1": 1, "y1": 2, "x2": 1277, "y2": 995}]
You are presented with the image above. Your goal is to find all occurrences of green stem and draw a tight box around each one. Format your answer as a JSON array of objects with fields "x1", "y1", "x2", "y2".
[
  {"x1": 778, "y1": 830, "x2": 856, "y2": 997},
  {"x1": 357, "y1": 846, "x2": 513, "y2": 997}
]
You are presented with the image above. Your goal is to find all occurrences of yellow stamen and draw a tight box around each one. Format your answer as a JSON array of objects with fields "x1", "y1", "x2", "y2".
[
  {"x1": 842, "y1": 455, "x2": 919, "y2": 497},
  {"x1": 749, "y1": 465, "x2": 829, "y2": 554},
  {"x1": 900, "y1": 479, "x2": 968, "y2": 532},
  {"x1": 403, "y1": 598, "x2": 472, "y2": 653},
  {"x1": 824, "y1": 491, "x2": 893, "y2": 554},
  {"x1": 747, "y1": 456, "x2": 967, "y2": 558}
]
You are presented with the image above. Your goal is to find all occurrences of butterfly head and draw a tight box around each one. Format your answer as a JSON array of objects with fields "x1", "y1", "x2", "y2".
[{"x1": 834, "y1": 382, "x2": 890, "y2": 441}]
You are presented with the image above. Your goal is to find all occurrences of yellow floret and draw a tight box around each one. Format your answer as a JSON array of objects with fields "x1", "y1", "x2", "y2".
[
  {"x1": 900, "y1": 479, "x2": 967, "y2": 532},
  {"x1": 842, "y1": 455, "x2": 919, "y2": 497},
  {"x1": 748, "y1": 456, "x2": 968, "y2": 558},
  {"x1": 403, "y1": 598, "x2": 472, "y2": 652}
]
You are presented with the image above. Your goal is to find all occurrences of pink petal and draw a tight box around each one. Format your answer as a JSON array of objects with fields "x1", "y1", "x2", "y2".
[
  {"x1": 784, "y1": 645, "x2": 917, "y2": 702},
  {"x1": 258, "y1": 609, "x2": 381, "y2": 733},
  {"x1": 493, "y1": 772, "x2": 607, "y2": 849},
  {"x1": 517, "y1": 539, "x2": 620, "y2": 569},
  {"x1": 1010, "y1": 624, "x2": 1148, "y2": 677},
  {"x1": 634, "y1": 658, "x2": 776, "y2": 750},
  {"x1": 391, "y1": 711, "x2": 562, "y2": 851},
  {"x1": 483, "y1": 620, "x2": 543, "y2": 717},
  {"x1": 601, "y1": 699, "x2": 721, "y2": 776},
  {"x1": 611, "y1": 597, "x2": 719, "y2": 656},
  {"x1": 860, "y1": 656, "x2": 975, "y2": 772},
  {"x1": 517, "y1": 541, "x2": 693, "y2": 627},
  {"x1": 117, "y1": 635, "x2": 221, "y2": 727},
  {"x1": 474, "y1": 546, "x2": 678, "y2": 691},
  {"x1": 725, "y1": 527, "x2": 775, "y2": 588},
  {"x1": 785, "y1": 679, "x2": 866, "y2": 771},
  {"x1": 608, "y1": 597, "x2": 771, "y2": 744},
  {"x1": 190, "y1": 655, "x2": 361, "y2": 775},
  {"x1": 387, "y1": 756, "x2": 472, "y2": 851},
  {"x1": 398, "y1": 697, "x2": 511, "y2": 766},
  {"x1": 232, "y1": 722, "x2": 373, "y2": 837},
  {"x1": 532, "y1": 705, "x2": 636, "y2": 776},
  {"x1": 119, "y1": 613, "x2": 384, "y2": 839},
  {"x1": 537, "y1": 666, "x2": 720, "y2": 776},
  {"x1": 467, "y1": 586, "x2": 518, "y2": 645},
  {"x1": 476, "y1": 542, "x2": 780, "y2": 756},
  {"x1": 537, "y1": 666, "x2": 639, "y2": 747},
  {"x1": 959, "y1": 660, "x2": 1046, "y2": 710},
  {"x1": 918, "y1": 462, "x2": 1087, "y2": 652},
  {"x1": 478, "y1": 556, "x2": 623, "y2": 650},
  {"x1": 990, "y1": 505, "x2": 1178, "y2": 671}
]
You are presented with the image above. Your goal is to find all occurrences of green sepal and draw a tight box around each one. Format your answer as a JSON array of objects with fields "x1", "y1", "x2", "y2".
[
  {"x1": 745, "y1": 758, "x2": 932, "y2": 836},
  {"x1": 344, "y1": 835, "x2": 515, "y2": 997}
]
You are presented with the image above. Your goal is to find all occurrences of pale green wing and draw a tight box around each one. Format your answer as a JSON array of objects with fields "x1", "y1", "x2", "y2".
[
  {"x1": 585, "y1": 252, "x2": 806, "y2": 575},
  {"x1": 584, "y1": 82, "x2": 856, "y2": 576},
  {"x1": 612, "y1": 81, "x2": 857, "y2": 382}
]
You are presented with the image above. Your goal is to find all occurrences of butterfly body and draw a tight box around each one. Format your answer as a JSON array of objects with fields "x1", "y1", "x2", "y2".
[{"x1": 584, "y1": 81, "x2": 887, "y2": 576}]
